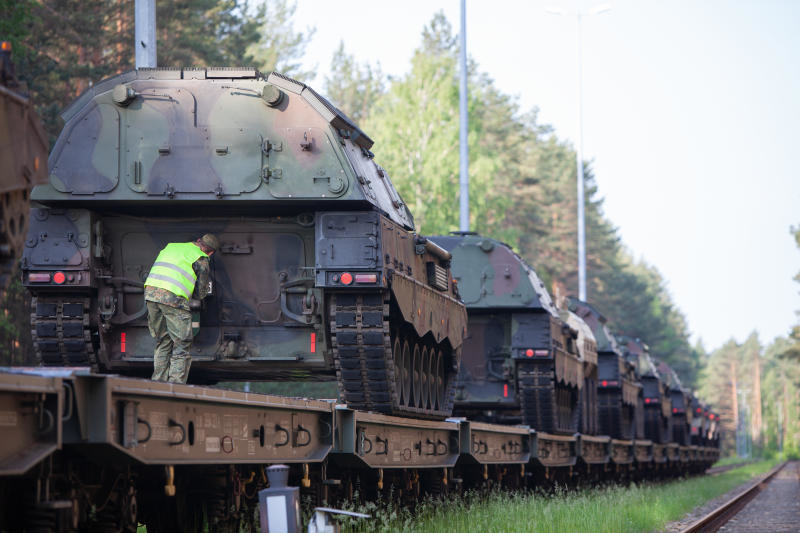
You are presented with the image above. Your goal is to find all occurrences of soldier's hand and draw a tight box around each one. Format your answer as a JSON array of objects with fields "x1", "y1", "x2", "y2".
[{"x1": 189, "y1": 299, "x2": 202, "y2": 311}]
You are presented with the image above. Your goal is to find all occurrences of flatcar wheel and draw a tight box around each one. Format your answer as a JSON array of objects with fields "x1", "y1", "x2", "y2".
[
  {"x1": 412, "y1": 344, "x2": 422, "y2": 408},
  {"x1": 420, "y1": 346, "x2": 430, "y2": 411},
  {"x1": 393, "y1": 337, "x2": 404, "y2": 406},
  {"x1": 401, "y1": 340, "x2": 412, "y2": 407}
]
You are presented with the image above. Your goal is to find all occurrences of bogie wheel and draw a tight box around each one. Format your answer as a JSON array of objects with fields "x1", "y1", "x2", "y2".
[
  {"x1": 420, "y1": 346, "x2": 430, "y2": 411},
  {"x1": 433, "y1": 350, "x2": 444, "y2": 411},
  {"x1": 393, "y1": 336, "x2": 404, "y2": 406},
  {"x1": 401, "y1": 340, "x2": 412, "y2": 407},
  {"x1": 412, "y1": 344, "x2": 421, "y2": 408}
]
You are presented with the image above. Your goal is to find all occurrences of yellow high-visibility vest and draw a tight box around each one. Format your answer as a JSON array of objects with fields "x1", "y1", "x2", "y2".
[{"x1": 144, "y1": 242, "x2": 208, "y2": 299}]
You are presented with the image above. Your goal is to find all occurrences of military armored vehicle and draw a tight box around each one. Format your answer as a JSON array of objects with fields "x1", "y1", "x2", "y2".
[
  {"x1": 21, "y1": 68, "x2": 466, "y2": 419},
  {"x1": 690, "y1": 399, "x2": 719, "y2": 448},
  {"x1": 570, "y1": 300, "x2": 641, "y2": 440},
  {"x1": 657, "y1": 360, "x2": 692, "y2": 445},
  {"x1": 561, "y1": 308, "x2": 599, "y2": 435},
  {"x1": 0, "y1": 41, "x2": 49, "y2": 289},
  {"x1": 430, "y1": 233, "x2": 588, "y2": 434},
  {"x1": 618, "y1": 337, "x2": 672, "y2": 443}
]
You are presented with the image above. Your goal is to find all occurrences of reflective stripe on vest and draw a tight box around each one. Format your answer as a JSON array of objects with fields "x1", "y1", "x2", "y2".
[{"x1": 144, "y1": 242, "x2": 208, "y2": 299}]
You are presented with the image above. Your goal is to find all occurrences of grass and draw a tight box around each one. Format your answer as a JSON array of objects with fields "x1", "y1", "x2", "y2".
[
  {"x1": 333, "y1": 460, "x2": 778, "y2": 533},
  {"x1": 710, "y1": 455, "x2": 753, "y2": 468}
]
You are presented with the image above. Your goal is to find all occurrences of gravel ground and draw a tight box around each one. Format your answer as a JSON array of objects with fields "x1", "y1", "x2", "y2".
[
  {"x1": 659, "y1": 461, "x2": 800, "y2": 533},
  {"x1": 718, "y1": 461, "x2": 800, "y2": 533}
]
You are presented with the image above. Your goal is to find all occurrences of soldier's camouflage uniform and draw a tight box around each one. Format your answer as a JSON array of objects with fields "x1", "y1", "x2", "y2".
[{"x1": 144, "y1": 256, "x2": 210, "y2": 383}]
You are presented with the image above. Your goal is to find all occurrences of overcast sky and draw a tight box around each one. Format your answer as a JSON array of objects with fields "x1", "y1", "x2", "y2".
[{"x1": 291, "y1": 0, "x2": 800, "y2": 351}]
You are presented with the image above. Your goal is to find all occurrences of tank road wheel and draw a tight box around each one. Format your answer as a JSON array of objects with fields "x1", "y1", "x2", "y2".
[
  {"x1": 393, "y1": 336, "x2": 404, "y2": 406},
  {"x1": 433, "y1": 350, "x2": 444, "y2": 411},
  {"x1": 420, "y1": 346, "x2": 431, "y2": 411},
  {"x1": 329, "y1": 294, "x2": 458, "y2": 419},
  {"x1": 412, "y1": 343, "x2": 422, "y2": 408},
  {"x1": 401, "y1": 339, "x2": 412, "y2": 407}
]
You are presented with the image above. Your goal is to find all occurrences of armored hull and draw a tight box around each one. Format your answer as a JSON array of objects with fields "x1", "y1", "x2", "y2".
[
  {"x1": 0, "y1": 43, "x2": 48, "y2": 289},
  {"x1": 21, "y1": 68, "x2": 466, "y2": 419},
  {"x1": 619, "y1": 337, "x2": 672, "y2": 443},
  {"x1": 431, "y1": 233, "x2": 588, "y2": 434},
  {"x1": 570, "y1": 299, "x2": 642, "y2": 440}
]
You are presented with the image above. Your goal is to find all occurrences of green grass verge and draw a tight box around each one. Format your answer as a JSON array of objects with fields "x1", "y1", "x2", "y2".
[
  {"x1": 335, "y1": 460, "x2": 778, "y2": 533},
  {"x1": 710, "y1": 455, "x2": 752, "y2": 468}
]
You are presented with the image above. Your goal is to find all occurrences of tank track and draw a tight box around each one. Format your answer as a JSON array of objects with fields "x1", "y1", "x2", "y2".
[
  {"x1": 31, "y1": 295, "x2": 97, "y2": 370},
  {"x1": 518, "y1": 360, "x2": 555, "y2": 432},
  {"x1": 329, "y1": 293, "x2": 455, "y2": 420},
  {"x1": 517, "y1": 359, "x2": 579, "y2": 434}
]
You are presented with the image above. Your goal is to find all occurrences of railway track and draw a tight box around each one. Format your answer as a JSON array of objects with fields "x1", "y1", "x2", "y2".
[
  {"x1": 679, "y1": 461, "x2": 788, "y2": 533},
  {"x1": 704, "y1": 461, "x2": 755, "y2": 476}
]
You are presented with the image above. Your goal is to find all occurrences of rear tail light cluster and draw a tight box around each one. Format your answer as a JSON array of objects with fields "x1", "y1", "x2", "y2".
[
  {"x1": 645, "y1": 397, "x2": 660, "y2": 404},
  {"x1": 523, "y1": 349, "x2": 549, "y2": 358},
  {"x1": 29, "y1": 271, "x2": 72, "y2": 284},
  {"x1": 331, "y1": 272, "x2": 379, "y2": 285},
  {"x1": 599, "y1": 380, "x2": 619, "y2": 387}
]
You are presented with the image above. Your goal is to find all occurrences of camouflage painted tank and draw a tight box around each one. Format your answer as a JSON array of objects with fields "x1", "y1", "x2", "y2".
[
  {"x1": 21, "y1": 68, "x2": 467, "y2": 419},
  {"x1": 560, "y1": 308, "x2": 599, "y2": 435},
  {"x1": 657, "y1": 360, "x2": 693, "y2": 445},
  {"x1": 0, "y1": 42, "x2": 48, "y2": 289},
  {"x1": 569, "y1": 299, "x2": 641, "y2": 440},
  {"x1": 430, "y1": 233, "x2": 588, "y2": 434},
  {"x1": 690, "y1": 398, "x2": 719, "y2": 448},
  {"x1": 618, "y1": 337, "x2": 672, "y2": 443}
]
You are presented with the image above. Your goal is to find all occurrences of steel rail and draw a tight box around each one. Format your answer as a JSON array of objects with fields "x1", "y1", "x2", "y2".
[
  {"x1": 680, "y1": 461, "x2": 788, "y2": 533},
  {"x1": 705, "y1": 460, "x2": 756, "y2": 476}
]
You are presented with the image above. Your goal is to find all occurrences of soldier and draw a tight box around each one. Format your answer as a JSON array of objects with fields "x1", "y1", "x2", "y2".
[{"x1": 144, "y1": 234, "x2": 220, "y2": 383}]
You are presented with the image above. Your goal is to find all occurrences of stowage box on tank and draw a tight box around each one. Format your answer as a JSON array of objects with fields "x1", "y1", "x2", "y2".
[
  {"x1": 21, "y1": 68, "x2": 467, "y2": 419},
  {"x1": 431, "y1": 233, "x2": 591, "y2": 434}
]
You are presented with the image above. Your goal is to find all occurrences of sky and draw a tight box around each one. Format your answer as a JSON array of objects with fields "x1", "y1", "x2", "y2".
[{"x1": 290, "y1": 0, "x2": 800, "y2": 351}]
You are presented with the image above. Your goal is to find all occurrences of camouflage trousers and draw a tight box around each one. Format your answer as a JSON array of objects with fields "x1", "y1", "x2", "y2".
[{"x1": 146, "y1": 301, "x2": 193, "y2": 383}]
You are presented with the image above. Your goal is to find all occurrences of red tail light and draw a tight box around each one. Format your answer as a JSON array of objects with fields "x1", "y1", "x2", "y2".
[
  {"x1": 503, "y1": 383, "x2": 508, "y2": 397},
  {"x1": 120, "y1": 332, "x2": 126, "y2": 353},
  {"x1": 673, "y1": 408, "x2": 677, "y2": 413},
  {"x1": 53, "y1": 271, "x2": 66, "y2": 284},
  {"x1": 601, "y1": 380, "x2": 608, "y2": 387},
  {"x1": 525, "y1": 349, "x2": 534, "y2": 357},
  {"x1": 645, "y1": 398, "x2": 651, "y2": 404},
  {"x1": 340, "y1": 272, "x2": 353, "y2": 285},
  {"x1": 310, "y1": 332, "x2": 316, "y2": 353}
]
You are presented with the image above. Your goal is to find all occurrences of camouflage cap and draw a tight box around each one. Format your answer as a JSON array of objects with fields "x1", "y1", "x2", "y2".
[{"x1": 199, "y1": 233, "x2": 220, "y2": 252}]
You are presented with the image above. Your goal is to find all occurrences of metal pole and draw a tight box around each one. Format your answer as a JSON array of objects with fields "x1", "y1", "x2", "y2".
[
  {"x1": 576, "y1": 13, "x2": 587, "y2": 301},
  {"x1": 135, "y1": 0, "x2": 157, "y2": 68},
  {"x1": 459, "y1": 0, "x2": 470, "y2": 232}
]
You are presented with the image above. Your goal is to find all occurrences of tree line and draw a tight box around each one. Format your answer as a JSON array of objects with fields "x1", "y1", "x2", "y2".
[{"x1": 3, "y1": 2, "x2": 798, "y2": 457}]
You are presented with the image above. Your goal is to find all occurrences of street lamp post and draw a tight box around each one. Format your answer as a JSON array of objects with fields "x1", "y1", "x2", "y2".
[
  {"x1": 459, "y1": 0, "x2": 469, "y2": 232},
  {"x1": 546, "y1": 4, "x2": 610, "y2": 302}
]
